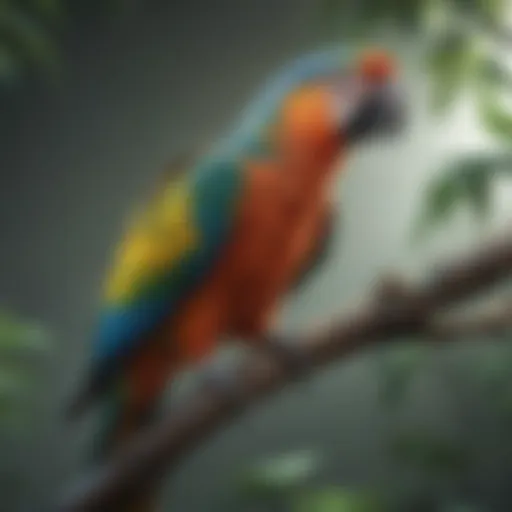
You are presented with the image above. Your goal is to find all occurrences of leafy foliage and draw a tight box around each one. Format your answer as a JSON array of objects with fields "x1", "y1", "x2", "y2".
[
  {"x1": 0, "y1": 1, "x2": 64, "y2": 85},
  {"x1": 478, "y1": 95, "x2": 512, "y2": 145},
  {"x1": 238, "y1": 450, "x2": 322, "y2": 499},
  {"x1": 320, "y1": 0, "x2": 507, "y2": 40},
  {"x1": 426, "y1": 29, "x2": 476, "y2": 114},
  {"x1": 0, "y1": 310, "x2": 48, "y2": 352},
  {"x1": 447, "y1": 0, "x2": 507, "y2": 23},
  {"x1": 414, "y1": 1, "x2": 512, "y2": 238},
  {"x1": 476, "y1": 57, "x2": 512, "y2": 92},
  {"x1": 413, "y1": 152, "x2": 512, "y2": 239},
  {"x1": 293, "y1": 487, "x2": 383, "y2": 512},
  {"x1": 320, "y1": 0, "x2": 512, "y2": 242},
  {"x1": 0, "y1": 0, "x2": 136, "y2": 87},
  {"x1": 320, "y1": 0, "x2": 426, "y2": 38},
  {"x1": 390, "y1": 429, "x2": 472, "y2": 476},
  {"x1": 236, "y1": 451, "x2": 385, "y2": 512},
  {"x1": 0, "y1": 310, "x2": 48, "y2": 428}
]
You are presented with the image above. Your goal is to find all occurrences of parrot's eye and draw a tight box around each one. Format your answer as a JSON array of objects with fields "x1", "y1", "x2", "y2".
[{"x1": 337, "y1": 76, "x2": 406, "y2": 143}]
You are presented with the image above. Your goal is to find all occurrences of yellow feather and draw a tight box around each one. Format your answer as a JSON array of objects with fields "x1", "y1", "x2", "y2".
[{"x1": 104, "y1": 178, "x2": 199, "y2": 303}]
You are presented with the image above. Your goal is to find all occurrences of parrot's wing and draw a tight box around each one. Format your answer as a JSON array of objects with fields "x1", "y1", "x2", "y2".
[{"x1": 91, "y1": 158, "x2": 245, "y2": 379}]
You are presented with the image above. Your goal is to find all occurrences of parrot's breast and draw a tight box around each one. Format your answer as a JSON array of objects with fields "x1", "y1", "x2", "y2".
[
  {"x1": 227, "y1": 165, "x2": 330, "y2": 337},
  {"x1": 167, "y1": 160, "x2": 332, "y2": 356}
]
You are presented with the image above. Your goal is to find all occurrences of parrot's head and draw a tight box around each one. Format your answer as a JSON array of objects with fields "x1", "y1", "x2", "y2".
[
  {"x1": 276, "y1": 49, "x2": 406, "y2": 162},
  {"x1": 337, "y1": 50, "x2": 405, "y2": 142}
]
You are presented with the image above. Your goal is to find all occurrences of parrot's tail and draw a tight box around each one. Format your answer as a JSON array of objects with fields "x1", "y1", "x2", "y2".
[
  {"x1": 64, "y1": 366, "x2": 111, "y2": 422},
  {"x1": 94, "y1": 382, "x2": 159, "y2": 459},
  {"x1": 94, "y1": 381, "x2": 163, "y2": 512},
  {"x1": 95, "y1": 340, "x2": 174, "y2": 512}
]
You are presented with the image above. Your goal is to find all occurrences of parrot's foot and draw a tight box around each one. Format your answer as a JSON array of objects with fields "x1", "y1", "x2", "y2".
[{"x1": 259, "y1": 335, "x2": 310, "y2": 382}]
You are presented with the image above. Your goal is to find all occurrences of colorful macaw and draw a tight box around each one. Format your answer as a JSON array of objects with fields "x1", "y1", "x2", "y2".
[{"x1": 67, "y1": 46, "x2": 405, "y2": 510}]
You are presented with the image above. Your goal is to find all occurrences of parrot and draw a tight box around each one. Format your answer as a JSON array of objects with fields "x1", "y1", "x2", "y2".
[{"x1": 66, "y1": 46, "x2": 405, "y2": 511}]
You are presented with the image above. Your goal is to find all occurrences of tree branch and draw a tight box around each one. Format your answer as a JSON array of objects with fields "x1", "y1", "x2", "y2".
[
  {"x1": 428, "y1": 301, "x2": 512, "y2": 340},
  {"x1": 59, "y1": 229, "x2": 512, "y2": 512}
]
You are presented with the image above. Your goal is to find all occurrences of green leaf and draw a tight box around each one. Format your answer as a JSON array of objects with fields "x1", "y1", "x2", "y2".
[
  {"x1": 412, "y1": 152, "x2": 512, "y2": 241},
  {"x1": 0, "y1": 311, "x2": 49, "y2": 431},
  {"x1": 453, "y1": 0, "x2": 508, "y2": 23},
  {"x1": 477, "y1": 58, "x2": 512, "y2": 90},
  {"x1": 0, "y1": 311, "x2": 49, "y2": 353},
  {"x1": 390, "y1": 430, "x2": 472, "y2": 476},
  {"x1": 462, "y1": 163, "x2": 492, "y2": 217},
  {"x1": 474, "y1": 54, "x2": 512, "y2": 145},
  {"x1": 0, "y1": 4, "x2": 61, "y2": 80},
  {"x1": 482, "y1": 0, "x2": 508, "y2": 22},
  {"x1": 426, "y1": 29, "x2": 475, "y2": 114},
  {"x1": 475, "y1": 53, "x2": 512, "y2": 144},
  {"x1": 238, "y1": 450, "x2": 321, "y2": 498},
  {"x1": 413, "y1": 170, "x2": 464, "y2": 240},
  {"x1": 478, "y1": 96, "x2": 512, "y2": 144},
  {"x1": 294, "y1": 487, "x2": 383, "y2": 512}
]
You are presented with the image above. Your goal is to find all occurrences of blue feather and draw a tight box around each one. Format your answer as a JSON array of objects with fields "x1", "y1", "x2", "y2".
[
  {"x1": 215, "y1": 45, "x2": 353, "y2": 157},
  {"x1": 91, "y1": 160, "x2": 244, "y2": 369}
]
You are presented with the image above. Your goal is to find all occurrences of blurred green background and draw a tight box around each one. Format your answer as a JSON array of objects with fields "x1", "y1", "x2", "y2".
[{"x1": 2, "y1": 0, "x2": 512, "y2": 510}]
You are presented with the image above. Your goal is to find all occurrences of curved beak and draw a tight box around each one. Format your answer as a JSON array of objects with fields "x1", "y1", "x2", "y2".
[{"x1": 342, "y1": 81, "x2": 407, "y2": 143}]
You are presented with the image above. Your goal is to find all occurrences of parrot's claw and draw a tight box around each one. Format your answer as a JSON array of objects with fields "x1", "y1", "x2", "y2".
[{"x1": 261, "y1": 335, "x2": 309, "y2": 381}]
